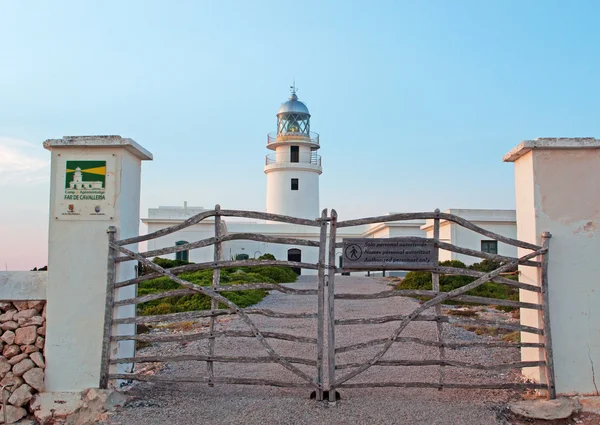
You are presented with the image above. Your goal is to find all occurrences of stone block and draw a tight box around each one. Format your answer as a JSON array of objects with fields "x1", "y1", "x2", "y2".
[
  {"x1": 0, "y1": 302, "x2": 13, "y2": 312},
  {"x1": 0, "y1": 311, "x2": 17, "y2": 323},
  {"x1": 7, "y1": 353, "x2": 28, "y2": 366},
  {"x1": 12, "y1": 359, "x2": 34, "y2": 377},
  {"x1": 14, "y1": 327, "x2": 37, "y2": 346},
  {"x1": 1, "y1": 331, "x2": 15, "y2": 345},
  {"x1": 12, "y1": 302, "x2": 29, "y2": 312},
  {"x1": 577, "y1": 396, "x2": 600, "y2": 414},
  {"x1": 36, "y1": 324, "x2": 45, "y2": 337},
  {"x1": 30, "y1": 392, "x2": 83, "y2": 425},
  {"x1": 17, "y1": 316, "x2": 44, "y2": 327},
  {"x1": 7, "y1": 384, "x2": 32, "y2": 407},
  {"x1": 22, "y1": 368, "x2": 43, "y2": 392},
  {"x1": 509, "y1": 398, "x2": 575, "y2": 420},
  {"x1": 30, "y1": 352, "x2": 44, "y2": 369},
  {"x1": 1, "y1": 322, "x2": 18, "y2": 332},
  {"x1": 21, "y1": 345, "x2": 37, "y2": 354},
  {"x1": 0, "y1": 373, "x2": 24, "y2": 389},
  {"x1": 34, "y1": 337, "x2": 44, "y2": 350},
  {"x1": 3, "y1": 345, "x2": 21, "y2": 359},
  {"x1": 27, "y1": 301, "x2": 44, "y2": 312},
  {"x1": 0, "y1": 405, "x2": 27, "y2": 424},
  {"x1": 0, "y1": 357, "x2": 11, "y2": 378},
  {"x1": 12, "y1": 310, "x2": 36, "y2": 321}
]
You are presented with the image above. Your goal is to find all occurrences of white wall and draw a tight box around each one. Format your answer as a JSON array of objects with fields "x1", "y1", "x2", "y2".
[
  {"x1": 0, "y1": 272, "x2": 47, "y2": 300},
  {"x1": 422, "y1": 211, "x2": 517, "y2": 265},
  {"x1": 506, "y1": 139, "x2": 600, "y2": 395},
  {"x1": 144, "y1": 220, "x2": 322, "y2": 275},
  {"x1": 146, "y1": 221, "x2": 215, "y2": 264},
  {"x1": 451, "y1": 222, "x2": 517, "y2": 265}
]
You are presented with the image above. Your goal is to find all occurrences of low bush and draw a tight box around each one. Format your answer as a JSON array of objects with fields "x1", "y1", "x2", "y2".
[
  {"x1": 252, "y1": 266, "x2": 297, "y2": 284},
  {"x1": 501, "y1": 331, "x2": 521, "y2": 343},
  {"x1": 137, "y1": 254, "x2": 297, "y2": 316},
  {"x1": 396, "y1": 259, "x2": 519, "y2": 311},
  {"x1": 446, "y1": 309, "x2": 478, "y2": 317}
]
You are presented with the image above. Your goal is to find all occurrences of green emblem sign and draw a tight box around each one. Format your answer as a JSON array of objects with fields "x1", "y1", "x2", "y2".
[
  {"x1": 56, "y1": 157, "x2": 114, "y2": 220},
  {"x1": 64, "y1": 160, "x2": 106, "y2": 201}
]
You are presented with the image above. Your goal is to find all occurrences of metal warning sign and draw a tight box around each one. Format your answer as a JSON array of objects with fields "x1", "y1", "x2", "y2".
[{"x1": 342, "y1": 238, "x2": 435, "y2": 270}]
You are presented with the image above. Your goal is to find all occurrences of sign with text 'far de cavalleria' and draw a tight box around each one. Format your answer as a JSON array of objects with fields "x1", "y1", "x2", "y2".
[
  {"x1": 342, "y1": 238, "x2": 436, "y2": 270},
  {"x1": 56, "y1": 158, "x2": 115, "y2": 221}
]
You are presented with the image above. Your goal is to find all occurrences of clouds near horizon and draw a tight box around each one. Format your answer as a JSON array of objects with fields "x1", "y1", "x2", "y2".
[{"x1": 0, "y1": 137, "x2": 49, "y2": 186}]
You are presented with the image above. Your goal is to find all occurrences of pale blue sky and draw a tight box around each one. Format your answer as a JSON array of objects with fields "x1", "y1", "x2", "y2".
[{"x1": 1, "y1": 0, "x2": 599, "y2": 269}]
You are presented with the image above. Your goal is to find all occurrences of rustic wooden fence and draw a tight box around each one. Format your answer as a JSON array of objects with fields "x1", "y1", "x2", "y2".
[
  {"x1": 100, "y1": 207, "x2": 554, "y2": 404},
  {"x1": 101, "y1": 206, "x2": 329, "y2": 400},
  {"x1": 326, "y1": 209, "x2": 554, "y2": 403}
]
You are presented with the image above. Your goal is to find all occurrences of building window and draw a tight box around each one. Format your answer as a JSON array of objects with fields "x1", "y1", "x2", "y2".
[
  {"x1": 288, "y1": 248, "x2": 301, "y2": 275},
  {"x1": 290, "y1": 146, "x2": 299, "y2": 163},
  {"x1": 175, "y1": 241, "x2": 189, "y2": 262},
  {"x1": 291, "y1": 178, "x2": 299, "y2": 190},
  {"x1": 481, "y1": 240, "x2": 498, "y2": 255}
]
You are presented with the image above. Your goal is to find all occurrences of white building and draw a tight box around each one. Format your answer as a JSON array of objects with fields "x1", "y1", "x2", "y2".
[
  {"x1": 143, "y1": 90, "x2": 518, "y2": 274},
  {"x1": 421, "y1": 209, "x2": 517, "y2": 264}
]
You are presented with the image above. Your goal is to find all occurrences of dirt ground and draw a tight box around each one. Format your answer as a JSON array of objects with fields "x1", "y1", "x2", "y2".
[{"x1": 103, "y1": 276, "x2": 598, "y2": 425}]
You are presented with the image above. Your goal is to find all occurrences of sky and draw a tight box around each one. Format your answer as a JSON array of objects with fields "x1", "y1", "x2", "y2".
[{"x1": 1, "y1": 0, "x2": 599, "y2": 270}]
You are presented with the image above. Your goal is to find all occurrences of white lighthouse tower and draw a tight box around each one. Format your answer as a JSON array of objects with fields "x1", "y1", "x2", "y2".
[{"x1": 265, "y1": 87, "x2": 322, "y2": 219}]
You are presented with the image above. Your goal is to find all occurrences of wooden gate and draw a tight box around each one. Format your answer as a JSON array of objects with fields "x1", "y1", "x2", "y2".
[
  {"x1": 326, "y1": 209, "x2": 554, "y2": 403},
  {"x1": 100, "y1": 207, "x2": 329, "y2": 400},
  {"x1": 100, "y1": 207, "x2": 554, "y2": 403}
]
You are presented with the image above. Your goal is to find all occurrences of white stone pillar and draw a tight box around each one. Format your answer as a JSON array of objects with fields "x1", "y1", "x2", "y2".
[
  {"x1": 44, "y1": 136, "x2": 152, "y2": 392},
  {"x1": 504, "y1": 138, "x2": 600, "y2": 396}
]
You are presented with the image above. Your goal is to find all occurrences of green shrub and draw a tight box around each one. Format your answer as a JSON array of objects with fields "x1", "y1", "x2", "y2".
[
  {"x1": 137, "y1": 253, "x2": 297, "y2": 316},
  {"x1": 137, "y1": 257, "x2": 193, "y2": 276},
  {"x1": 397, "y1": 259, "x2": 518, "y2": 310},
  {"x1": 469, "y1": 259, "x2": 505, "y2": 273},
  {"x1": 252, "y1": 266, "x2": 297, "y2": 284}
]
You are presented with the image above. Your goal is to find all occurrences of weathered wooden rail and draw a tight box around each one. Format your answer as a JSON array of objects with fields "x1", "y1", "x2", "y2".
[{"x1": 100, "y1": 206, "x2": 556, "y2": 404}]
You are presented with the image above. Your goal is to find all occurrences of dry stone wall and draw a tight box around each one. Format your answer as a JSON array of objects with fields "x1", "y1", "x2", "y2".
[{"x1": 0, "y1": 300, "x2": 45, "y2": 424}]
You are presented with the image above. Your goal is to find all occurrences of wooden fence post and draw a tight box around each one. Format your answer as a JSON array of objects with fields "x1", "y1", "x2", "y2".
[
  {"x1": 316, "y1": 209, "x2": 328, "y2": 401},
  {"x1": 540, "y1": 232, "x2": 556, "y2": 399},
  {"x1": 208, "y1": 205, "x2": 222, "y2": 386},
  {"x1": 432, "y1": 209, "x2": 446, "y2": 389},
  {"x1": 327, "y1": 210, "x2": 338, "y2": 404},
  {"x1": 100, "y1": 226, "x2": 117, "y2": 389}
]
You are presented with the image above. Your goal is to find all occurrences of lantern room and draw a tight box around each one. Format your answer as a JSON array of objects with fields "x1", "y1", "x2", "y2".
[
  {"x1": 277, "y1": 90, "x2": 311, "y2": 137},
  {"x1": 267, "y1": 86, "x2": 320, "y2": 150}
]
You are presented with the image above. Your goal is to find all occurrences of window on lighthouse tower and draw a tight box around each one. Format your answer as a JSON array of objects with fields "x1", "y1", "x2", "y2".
[
  {"x1": 287, "y1": 118, "x2": 300, "y2": 133},
  {"x1": 290, "y1": 146, "x2": 299, "y2": 163},
  {"x1": 291, "y1": 178, "x2": 299, "y2": 190}
]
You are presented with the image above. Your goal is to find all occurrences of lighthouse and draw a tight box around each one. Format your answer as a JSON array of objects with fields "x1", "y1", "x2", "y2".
[{"x1": 265, "y1": 87, "x2": 322, "y2": 219}]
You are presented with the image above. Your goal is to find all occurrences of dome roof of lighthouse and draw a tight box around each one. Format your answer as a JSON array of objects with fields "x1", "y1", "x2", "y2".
[{"x1": 277, "y1": 93, "x2": 310, "y2": 116}]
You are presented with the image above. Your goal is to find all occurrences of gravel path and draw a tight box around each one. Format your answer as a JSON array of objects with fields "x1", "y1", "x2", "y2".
[{"x1": 107, "y1": 276, "x2": 524, "y2": 425}]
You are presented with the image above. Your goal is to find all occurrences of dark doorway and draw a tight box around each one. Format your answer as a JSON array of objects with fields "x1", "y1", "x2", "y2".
[
  {"x1": 290, "y1": 146, "x2": 299, "y2": 163},
  {"x1": 288, "y1": 248, "x2": 301, "y2": 275}
]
